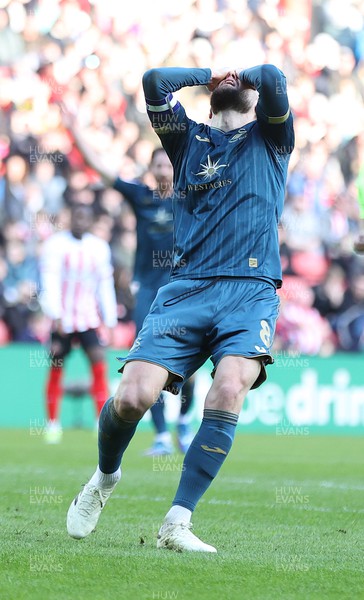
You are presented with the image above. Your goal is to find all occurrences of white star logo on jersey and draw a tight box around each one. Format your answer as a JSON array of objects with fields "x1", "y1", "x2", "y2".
[
  {"x1": 154, "y1": 207, "x2": 172, "y2": 225},
  {"x1": 148, "y1": 207, "x2": 173, "y2": 234},
  {"x1": 195, "y1": 155, "x2": 228, "y2": 180}
]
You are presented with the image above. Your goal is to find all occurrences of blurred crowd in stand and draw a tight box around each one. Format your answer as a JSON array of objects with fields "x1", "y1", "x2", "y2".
[{"x1": 0, "y1": 0, "x2": 364, "y2": 355}]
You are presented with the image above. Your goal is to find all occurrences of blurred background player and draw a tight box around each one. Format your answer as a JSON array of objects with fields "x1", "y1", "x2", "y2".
[
  {"x1": 63, "y1": 108, "x2": 195, "y2": 455},
  {"x1": 40, "y1": 203, "x2": 118, "y2": 443}
]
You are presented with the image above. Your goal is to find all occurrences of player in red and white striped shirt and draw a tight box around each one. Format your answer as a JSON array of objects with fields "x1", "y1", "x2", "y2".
[{"x1": 40, "y1": 204, "x2": 118, "y2": 443}]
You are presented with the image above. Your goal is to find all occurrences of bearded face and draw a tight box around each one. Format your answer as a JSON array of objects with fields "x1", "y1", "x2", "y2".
[{"x1": 210, "y1": 82, "x2": 258, "y2": 115}]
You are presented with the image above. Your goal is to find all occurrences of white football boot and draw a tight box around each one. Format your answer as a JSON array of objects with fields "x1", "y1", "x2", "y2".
[
  {"x1": 157, "y1": 521, "x2": 217, "y2": 553},
  {"x1": 67, "y1": 482, "x2": 116, "y2": 539}
]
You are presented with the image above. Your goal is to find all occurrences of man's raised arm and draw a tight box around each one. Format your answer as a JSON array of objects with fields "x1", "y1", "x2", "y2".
[
  {"x1": 240, "y1": 64, "x2": 290, "y2": 124},
  {"x1": 142, "y1": 68, "x2": 211, "y2": 139},
  {"x1": 239, "y1": 64, "x2": 294, "y2": 151},
  {"x1": 61, "y1": 104, "x2": 118, "y2": 186}
]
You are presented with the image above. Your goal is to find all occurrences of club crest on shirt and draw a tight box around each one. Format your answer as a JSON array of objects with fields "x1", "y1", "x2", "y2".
[
  {"x1": 229, "y1": 128, "x2": 247, "y2": 143},
  {"x1": 195, "y1": 134, "x2": 210, "y2": 143}
]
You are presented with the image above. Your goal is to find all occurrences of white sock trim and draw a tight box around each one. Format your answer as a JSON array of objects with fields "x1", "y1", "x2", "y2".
[
  {"x1": 89, "y1": 466, "x2": 121, "y2": 490},
  {"x1": 164, "y1": 505, "x2": 192, "y2": 525}
]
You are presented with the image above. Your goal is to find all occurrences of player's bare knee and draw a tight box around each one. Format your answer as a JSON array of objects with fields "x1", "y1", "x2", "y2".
[
  {"x1": 209, "y1": 367, "x2": 259, "y2": 409},
  {"x1": 114, "y1": 381, "x2": 154, "y2": 420},
  {"x1": 208, "y1": 380, "x2": 241, "y2": 412},
  {"x1": 113, "y1": 393, "x2": 147, "y2": 421}
]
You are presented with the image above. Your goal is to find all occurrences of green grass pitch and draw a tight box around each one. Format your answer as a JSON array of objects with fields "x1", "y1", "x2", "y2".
[{"x1": 1, "y1": 429, "x2": 363, "y2": 600}]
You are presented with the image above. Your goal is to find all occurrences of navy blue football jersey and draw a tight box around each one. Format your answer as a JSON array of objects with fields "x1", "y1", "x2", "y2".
[
  {"x1": 113, "y1": 178, "x2": 173, "y2": 287},
  {"x1": 142, "y1": 65, "x2": 294, "y2": 287}
]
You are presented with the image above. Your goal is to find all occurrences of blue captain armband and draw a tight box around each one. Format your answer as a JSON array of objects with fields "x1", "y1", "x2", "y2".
[
  {"x1": 146, "y1": 93, "x2": 182, "y2": 133},
  {"x1": 267, "y1": 108, "x2": 291, "y2": 125},
  {"x1": 145, "y1": 92, "x2": 180, "y2": 115}
]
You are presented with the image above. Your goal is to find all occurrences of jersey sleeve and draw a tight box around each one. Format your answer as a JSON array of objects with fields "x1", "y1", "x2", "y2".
[
  {"x1": 240, "y1": 64, "x2": 294, "y2": 154},
  {"x1": 113, "y1": 177, "x2": 150, "y2": 215},
  {"x1": 142, "y1": 67, "x2": 211, "y2": 163}
]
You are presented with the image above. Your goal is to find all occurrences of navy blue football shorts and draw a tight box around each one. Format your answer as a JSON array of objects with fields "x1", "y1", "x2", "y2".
[
  {"x1": 117, "y1": 277, "x2": 280, "y2": 393},
  {"x1": 133, "y1": 285, "x2": 159, "y2": 334}
]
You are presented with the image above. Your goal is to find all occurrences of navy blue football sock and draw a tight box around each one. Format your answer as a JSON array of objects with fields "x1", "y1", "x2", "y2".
[
  {"x1": 150, "y1": 394, "x2": 167, "y2": 434},
  {"x1": 172, "y1": 409, "x2": 238, "y2": 511},
  {"x1": 180, "y1": 379, "x2": 195, "y2": 416},
  {"x1": 98, "y1": 397, "x2": 139, "y2": 474}
]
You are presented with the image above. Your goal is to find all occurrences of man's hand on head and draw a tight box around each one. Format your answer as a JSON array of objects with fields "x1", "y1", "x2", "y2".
[{"x1": 207, "y1": 69, "x2": 238, "y2": 92}]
